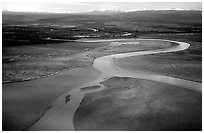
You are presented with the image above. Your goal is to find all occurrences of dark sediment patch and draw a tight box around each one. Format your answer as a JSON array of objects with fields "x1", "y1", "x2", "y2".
[{"x1": 80, "y1": 85, "x2": 102, "y2": 92}]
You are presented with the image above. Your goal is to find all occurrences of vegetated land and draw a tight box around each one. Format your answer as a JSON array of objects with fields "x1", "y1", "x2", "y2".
[
  {"x1": 2, "y1": 10, "x2": 201, "y2": 47},
  {"x1": 2, "y1": 39, "x2": 175, "y2": 131},
  {"x1": 2, "y1": 10, "x2": 201, "y2": 83},
  {"x1": 74, "y1": 77, "x2": 202, "y2": 131},
  {"x1": 2, "y1": 10, "x2": 202, "y2": 131},
  {"x1": 2, "y1": 39, "x2": 174, "y2": 83},
  {"x1": 2, "y1": 41, "x2": 106, "y2": 83},
  {"x1": 115, "y1": 33, "x2": 202, "y2": 82}
]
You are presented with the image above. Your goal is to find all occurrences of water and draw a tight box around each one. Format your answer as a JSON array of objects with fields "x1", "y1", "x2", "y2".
[{"x1": 30, "y1": 39, "x2": 201, "y2": 131}]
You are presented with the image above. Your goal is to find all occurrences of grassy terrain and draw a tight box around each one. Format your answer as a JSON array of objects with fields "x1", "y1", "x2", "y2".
[
  {"x1": 2, "y1": 10, "x2": 201, "y2": 83},
  {"x1": 2, "y1": 39, "x2": 174, "y2": 131},
  {"x1": 74, "y1": 77, "x2": 202, "y2": 131},
  {"x1": 114, "y1": 33, "x2": 202, "y2": 82},
  {"x1": 3, "y1": 39, "x2": 174, "y2": 83},
  {"x1": 2, "y1": 10, "x2": 201, "y2": 47},
  {"x1": 2, "y1": 10, "x2": 202, "y2": 131},
  {"x1": 2, "y1": 41, "x2": 106, "y2": 83}
]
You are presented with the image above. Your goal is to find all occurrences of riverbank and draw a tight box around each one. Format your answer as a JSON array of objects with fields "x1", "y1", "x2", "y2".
[
  {"x1": 73, "y1": 38, "x2": 201, "y2": 130},
  {"x1": 2, "y1": 66, "x2": 100, "y2": 130},
  {"x1": 114, "y1": 33, "x2": 202, "y2": 82},
  {"x1": 2, "y1": 41, "x2": 107, "y2": 83},
  {"x1": 114, "y1": 52, "x2": 201, "y2": 82},
  {"x1": 3, "y1": 39, "x2": 174, "y2": 84},
  {"x1": 28, "y1": 39, "x2": 177, "y2": 131},
  {"x1": 3, "y1": 38, "x2": 200, "y2": 131}
]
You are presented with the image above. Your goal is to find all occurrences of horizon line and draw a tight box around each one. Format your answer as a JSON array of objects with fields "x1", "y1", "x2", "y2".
[{"x1": 2, "y1": 8, "x2": 202, "y2": 14}]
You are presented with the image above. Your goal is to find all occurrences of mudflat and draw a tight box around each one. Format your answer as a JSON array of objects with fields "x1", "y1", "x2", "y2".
[
  {"x1": 114, "y1": 53, "x2": 201, "y2": 82},
  {"x1": 74, "y1": 77, "x2": 202, "y2": 131},
  {"x1": 2, "y1": 9, "x2": 202, "y2": 131},
  {"x1": 73, "y1": 37, "x2": 201, "y2": 131},
  {"x1": 29, "y1": 39, "x2": 180, "y2": 131},
  {"x1": 131, "y1": 33, "x2": 202, "y2": 82},
  {"x1": 3, "y1": 38, "x2": 201, "y2": 131}
]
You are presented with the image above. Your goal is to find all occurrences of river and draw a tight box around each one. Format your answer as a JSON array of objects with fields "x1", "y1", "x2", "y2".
[{"x1": 30, "y1": 39, "x2": 201, "y2": 131}]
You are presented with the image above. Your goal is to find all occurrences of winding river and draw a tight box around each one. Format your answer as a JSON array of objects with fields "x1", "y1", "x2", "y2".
[{"x1": 30, "y1": 39, "x2": 202, "y2": 131}]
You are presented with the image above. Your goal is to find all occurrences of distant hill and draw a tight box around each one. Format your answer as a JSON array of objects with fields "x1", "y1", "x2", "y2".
[
  {"x1": 2, "y1": 10, "x2": 201, "y2": 26},
  {"x1": 84, "y1": 10, "x2": 123, "y2": 15}
]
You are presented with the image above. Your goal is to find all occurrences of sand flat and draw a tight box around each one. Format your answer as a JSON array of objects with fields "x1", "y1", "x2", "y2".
[
  {"x1": 3, "y1": 39, "x2": 201, "y2": 131},
  {"x1": 74, "y1": 77, "x2": 202, "y2": 131}
]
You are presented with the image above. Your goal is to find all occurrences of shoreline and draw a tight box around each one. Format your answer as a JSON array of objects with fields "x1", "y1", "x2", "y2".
[
  {"x1": 93, "y1": 39, "x2": 201, "y2": 91},
  {"x1": 3, "y1": 66, "x2": 100, "y2": 131},
  {"x1": 2, "y1": 68, "x2": 70, "y2": 84},
  {"x1": 3, "y1": 38, "x2": 175, "y2": 84},
  {"x1": 113, "y1": 57, "x2": 202, "y2": 83},
  {"x1": 30, "y1": 38, "x2": 201, "y2": 131},
  {"x1": 29, "y1": 72, "x2": 110, "y2": 130}
]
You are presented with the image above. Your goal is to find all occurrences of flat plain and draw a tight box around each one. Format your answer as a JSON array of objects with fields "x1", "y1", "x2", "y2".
[{"x1": 2, "y1": 10, "x2": 202, "y2": 131}]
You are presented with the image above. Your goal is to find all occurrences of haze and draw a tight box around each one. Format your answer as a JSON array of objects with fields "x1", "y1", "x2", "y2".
[{"x1": 3, "y1": 1, "x2": 202, "y2": 13}]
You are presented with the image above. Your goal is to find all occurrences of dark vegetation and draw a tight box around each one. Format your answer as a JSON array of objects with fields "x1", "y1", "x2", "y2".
[
  {"x1": 2, "y1": 10, "x2": 201, "y2": 83},
  {"x1": 2, "y1": 10, "x2": 201, "y2": 47},
  {"x1": 2, "y1": 10, "x2": 202, "y2": 83},
  {"x1": 2, "y1": 25, "x2": 77, "y2": 47},
  {"x1": 2, "y1": 10, "x2": 202, "y2": 131}
]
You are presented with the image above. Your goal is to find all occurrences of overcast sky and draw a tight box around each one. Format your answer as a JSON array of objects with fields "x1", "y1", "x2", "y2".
[{"x1": 2, "y1": 1, "x2": 202, "y2": 13}]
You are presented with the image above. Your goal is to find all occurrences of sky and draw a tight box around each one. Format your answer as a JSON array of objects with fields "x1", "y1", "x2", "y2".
[{"x1": 2, "y1": 0, "x2": 202, "y2": 13}]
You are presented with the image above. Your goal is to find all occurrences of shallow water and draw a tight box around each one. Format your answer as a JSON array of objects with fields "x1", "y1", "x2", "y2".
[
  {"x1": 93, "y1": 39, "x2": 201, "y2": 91},
  {"x1": 30, "y1": 39, "x2": 201, "y2": 131},
  {"x1": 29, "y1": 73, "x2": 108, "y2": 131}
]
